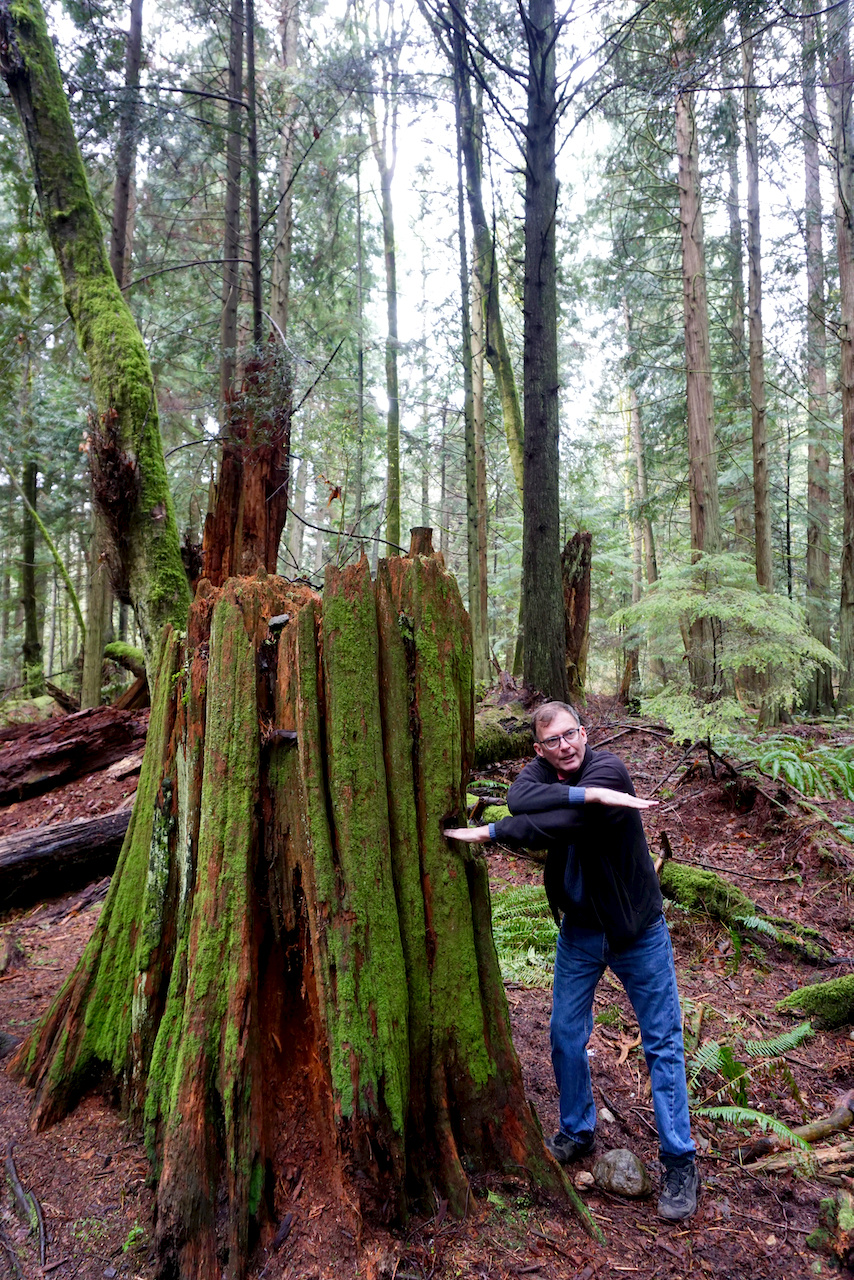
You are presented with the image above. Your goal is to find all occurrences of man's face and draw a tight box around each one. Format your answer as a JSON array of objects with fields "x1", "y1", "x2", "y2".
[{"x1": 533, "y1": 709, "x2": 587, "y2": 780}]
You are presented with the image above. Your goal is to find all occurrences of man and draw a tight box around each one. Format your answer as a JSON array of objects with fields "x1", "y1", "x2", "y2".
[{"x1": 445, "y1": 701, "x2": 698, "y2": 1222}]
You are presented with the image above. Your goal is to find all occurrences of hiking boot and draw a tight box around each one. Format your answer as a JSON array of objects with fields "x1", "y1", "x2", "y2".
[
  {"x1": 544, "y1": 1131, "x2": 595, "y2": 1165},
  {"x1": 657, "y1": 1160, "x2": 699, "y2": 1222}
]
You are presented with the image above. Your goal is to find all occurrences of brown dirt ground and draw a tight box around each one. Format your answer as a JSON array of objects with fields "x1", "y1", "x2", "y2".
[{"x1": 1, "y1": 698, "x2": 853, "y2": 1279}]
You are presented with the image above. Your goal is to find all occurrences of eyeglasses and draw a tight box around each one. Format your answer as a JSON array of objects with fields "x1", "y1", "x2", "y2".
[{"x1": 539, "y1": 729, "x2": 582, "y2": 748}]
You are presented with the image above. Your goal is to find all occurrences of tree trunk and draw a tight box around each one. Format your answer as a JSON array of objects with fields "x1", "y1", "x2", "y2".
[
  {"x1": 271, "y1": 0, "x2": 298, "y2": 338},
  {"x1": 451, "y1": 19, "x2": 524, "y2": 499},
  {"x1": 12, "y1": 546, "x2": 581, "y2": 1278},
  {"x1": 472, "y1": 264, "x2": 491, "y2": 682},
  {"x1": 674, "y1": 20, "x2": 722, "y2": 696},
  {"x1": 561, "y1": 531, "x2": 591, "y2": 702},
  {"x1": 741, "y1": 27, "x2": 773, "y2": 591},
  {"x1": 109, "y1": 0, "x2": 143, "y2": 290},
  {"x1": 456, "y1": 94, "x2": 489, "y2": 685},
  {"x1": 521, "y1": 0, "x2": 568, "y2": 701},
  {"x1": 560, "y1": 529, "x2": 594, "y2": 706},
  {"x1": 803, "y1": 8, "x2": 834, "y2": 712},
  {"x1": 21, "y1": 456, "x2": 43, "y2": 698},
  {"x1": 0, "y1": 0, "x2": 190, "y2": 679},
  {"x1": 0, "y1": 704, "x2": 146, "y2": 801},
  {"x1": 220, "y1": 0, "x2": 244, "y2": 415},
  {"x1": 202, "y1": 357, "x2": 291, "y2": 585},
  {"x1": 367, "y1": 70, "x2": 401, "y2": 552},
  {"x1": 721, "y1": 90, "x2": 752, "y2": 551},
  {"x1": 829, "y1": 0, "x2": 854, "y2": 707}
]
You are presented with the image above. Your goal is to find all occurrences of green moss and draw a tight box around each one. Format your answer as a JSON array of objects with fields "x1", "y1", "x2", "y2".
[
  {"x1": 777, "y1": 974, "x2": 854, "y2": 1028},
  {"x1": 474, "y1": 705, "x2": 532, "y2": 767},
  {"x1": 320, "y1": 562, "x2": 410, "y2": 1132},
  {"x1": 482, "y1": 804, "x2": 509, "y2": 824},
  {"x1": 103, "y1": 641, "x2": 146, "y2": 675},
  {"x1": 659, "y1": 862, "x2": 756, "y2": 922},
  {"x1": 247, "y1": 1159, "x2": 263, "y2": 1217},
  {"x1": 5, "y1": 0, "x2": 190, "y2": 673}
]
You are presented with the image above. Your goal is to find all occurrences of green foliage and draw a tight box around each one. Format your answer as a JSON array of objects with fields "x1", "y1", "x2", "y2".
[
  {"x1": 741, "y1": 1022, "x2": 814, "y2": 1060},
  {"x1": 490, "y1": 884, "x2": 557, "y2": 988},
  {"x1": 693, "y1": 1104, "x2": 812, "y2": 1151},
  {"x1": 611, "y1": 553, "x2": 838, "y2": 741},
  {"x1": 687, "y1": 1022, "x2": 813, "y2": 1116},
  {"x1": 729, "y1": 736, "x2": 854, "y2": 802}
]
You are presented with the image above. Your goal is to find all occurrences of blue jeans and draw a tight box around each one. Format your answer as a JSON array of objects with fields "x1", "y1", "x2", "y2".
[{"x1": 551, "y1": 914, "x2": 695, "y2": 1161}]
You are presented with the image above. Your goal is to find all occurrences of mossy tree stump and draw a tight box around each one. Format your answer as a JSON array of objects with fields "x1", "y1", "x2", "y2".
[{"x1": 13, "y1": 546, "x2": 566, "y2": 1277}]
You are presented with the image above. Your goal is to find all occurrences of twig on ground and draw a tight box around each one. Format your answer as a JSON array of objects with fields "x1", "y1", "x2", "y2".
[
  {"x1": 0, "y1": 1221, "x2": 23, "y2": 1280},
  {"x1": 649, "y1": 746, "x2": 696, "y2": 798}
]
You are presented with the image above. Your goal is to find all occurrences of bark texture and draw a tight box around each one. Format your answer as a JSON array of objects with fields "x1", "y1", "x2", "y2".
[
  {"x1": 741, "y1": 28, "x2": 773, "y2": 591},
  {"x1": 561, "y1": 531, "x2": 591, "y2": 702},
  {"x1": 202, "y1": 356, "x2": 291, "y2": 585},
  {"x1": 803, "y1": 10, "x2": 834, "y2": 712},
  {"x1": 521, "y1": 0, "x2": 568, "y2": 701},
  {"x1": 828, "y1": 0, "x2": 854, "y2": 706},
  {"x1": 674, "y1": 22, "x2": 722, "y2": 696},
  {"x1": 0, "y1": 0, "x2": 190, "y2": 675},
  {"x1": 13, "y1": 550, "x2": 570, "y2": 1278}
]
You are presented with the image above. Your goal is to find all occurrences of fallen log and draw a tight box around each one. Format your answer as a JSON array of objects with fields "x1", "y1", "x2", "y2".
[
  {"x1": 778, "y1": 973, "x2": 854, "y2": 1028},
  {"x1": 659, "y1": 861, "x2": 836, "y2": 964},
  {"x1": 474, "y1": 704, "x2": 532, "y2": 766},
  {"x1": 0, "y1": 707, "x2": 147, "y2": 804},
  {"x1": 0, "y1": 809, "x2": 129, "y2": 909},
  {"x1": 741, "y1": 1091, "x2": 854, "y2": 1164}
]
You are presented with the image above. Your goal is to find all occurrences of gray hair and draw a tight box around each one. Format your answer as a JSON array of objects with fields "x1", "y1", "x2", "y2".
[{"x1": 531, "y1": 701, "x2": 583, "y2": 741}]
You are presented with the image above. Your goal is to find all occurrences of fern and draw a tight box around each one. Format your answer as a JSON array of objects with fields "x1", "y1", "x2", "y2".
[
  {"x1": 609, "y1": 552, "x2": 838, "y2": 741},
  {"x1": 734, "y1": 915, "x2": 780, "y2": 941},
  {"x1": 491, "y1": 884, "x2": 557, "y2": 989},
  {"x1": 730, "y1": 735, "x2": 854, "y2": 803},
  {"x1": 694, "y1": 1105, "x2": 812, "y2": 1151},
  {"x1": 743, "y1": 1023, "x2": 813, "y2": 1059},
  {"x1": 687, "y1": 1040, "x2": 725, "y2": 1088}
]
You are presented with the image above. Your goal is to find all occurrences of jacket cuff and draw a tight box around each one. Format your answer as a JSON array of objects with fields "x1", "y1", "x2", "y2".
[
  {"x1": 568, "y1": 786, "x2": 586, "y2": 804},
  {"x1": 488, "y1": 822, "x2": 497, "y2": 839}
]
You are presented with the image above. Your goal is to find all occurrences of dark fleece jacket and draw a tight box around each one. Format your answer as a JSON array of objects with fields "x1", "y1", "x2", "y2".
[{"x1": 493, "y1": 744, "x2": 662, "y2": 949}]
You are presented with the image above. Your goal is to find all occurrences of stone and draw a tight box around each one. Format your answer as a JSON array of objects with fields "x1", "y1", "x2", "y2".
[
  {"x1": 592, "y1": 1148, "x2": 653, "y2": 1199},
  {"x1": 574, "y1": 1171, "x2": 595, "y2": 1190}
]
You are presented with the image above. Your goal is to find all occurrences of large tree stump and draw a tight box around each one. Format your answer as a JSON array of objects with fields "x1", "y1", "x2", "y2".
[
  {"x1": 13, "y1": 550, "x2": 575, "y2": 1278},
  {"x1": 561, "y1": 531, "x2": 591, "y2": 702}
]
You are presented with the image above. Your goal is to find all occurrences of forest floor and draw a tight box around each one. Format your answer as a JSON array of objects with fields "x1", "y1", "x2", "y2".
[{"x1": 1, "y1": 695, "x2": 853, "y2": 1279}]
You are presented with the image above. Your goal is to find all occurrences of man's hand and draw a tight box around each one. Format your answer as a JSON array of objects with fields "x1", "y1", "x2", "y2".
[
  {"x1": 444, "y1": 825, "x2": 491, "y2": 843},
  {"x1": 585, "y1": 787, "x2": 658, "y2": 810}
]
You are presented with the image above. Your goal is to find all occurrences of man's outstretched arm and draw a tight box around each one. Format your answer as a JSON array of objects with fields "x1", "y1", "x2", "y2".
[
  {"x1": 445, "y1": 788, "x2": 656, "y2": 847},
  {"x1": 507, "y1": 754, "x2": 654, "y2": 815}
]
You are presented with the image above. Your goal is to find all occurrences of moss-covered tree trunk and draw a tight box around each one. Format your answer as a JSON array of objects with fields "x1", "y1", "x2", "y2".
[
  {"x1": 0, "y1": 0, "x2": 190, "y2": 678},
  {"x1": 14, "y1": 538, "x2": 571, "y2": 1277}
]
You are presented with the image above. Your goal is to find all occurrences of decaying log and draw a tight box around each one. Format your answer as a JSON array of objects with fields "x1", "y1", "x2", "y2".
[
  {"x1": 0, "y1": 707, "x2": 147, "y2": 804},
  {"x1": 778, "y1": 973, "x2": 854, "y2": 1028},
  {"x1": 0, "y1": 809, "x2": 130, "y2": 909},
  {"x1": 474, "y1": 704, "x2": 533, "y2": 766},
  {"x1": 659, "y1": 861, "x2": 836, "y2": 964},
  {"x1": 742, "y1": 1091, "x2": 854, "y2": 1164}
]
